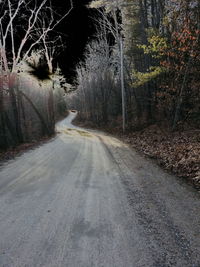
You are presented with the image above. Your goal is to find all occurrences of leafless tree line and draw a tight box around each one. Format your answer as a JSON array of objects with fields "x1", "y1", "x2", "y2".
[
  {"x1": 73, "y1": 38, "x2": 119, "y2": 125},
  {"x1": 70, "y1": 0, "x2": 200, "y2": 131}
]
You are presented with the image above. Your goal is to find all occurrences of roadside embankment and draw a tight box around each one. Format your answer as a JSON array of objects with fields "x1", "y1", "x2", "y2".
[
  {"x1": 74, "y1": 116, "x2": 200, "y2": 190},
  {"x1": 0, "y1": 110, "x2": 70, "y2": 165}
]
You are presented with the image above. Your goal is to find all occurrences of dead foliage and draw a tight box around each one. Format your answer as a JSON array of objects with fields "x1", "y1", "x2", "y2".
[
  {"x1": 75, "y1": 116, "x2": 200, "y2": 190},
  {"x1": 122, "y1": 126, "x2": 200, "y2": 189}
]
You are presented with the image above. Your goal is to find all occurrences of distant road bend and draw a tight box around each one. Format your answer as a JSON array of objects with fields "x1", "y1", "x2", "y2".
[{"x1": 0, "y1": 111, "x2": 200, "y2": 267}]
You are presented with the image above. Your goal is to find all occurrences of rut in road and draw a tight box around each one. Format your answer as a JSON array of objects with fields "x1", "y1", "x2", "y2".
[{"x1": 0, "y1": 111, "x2": 200, "y2": 267}]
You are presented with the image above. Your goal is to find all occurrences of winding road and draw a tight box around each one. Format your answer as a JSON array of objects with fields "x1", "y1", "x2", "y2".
[{"x1": 0, "y1": 111, "x2": 200, "y2": 267}]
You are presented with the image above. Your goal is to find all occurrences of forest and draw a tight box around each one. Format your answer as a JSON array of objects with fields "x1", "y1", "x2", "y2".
[
  {"x1": 69, "y1": 0, "x2": 200, "y2": 186},
  {"x1": 71, "y1": 0, "x2": 200, "y2": 130},
  {"x1": 0, "y1": 0, "x2": 72, "y2": 151}
]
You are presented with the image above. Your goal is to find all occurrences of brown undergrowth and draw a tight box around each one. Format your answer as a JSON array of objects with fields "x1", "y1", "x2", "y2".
[
  {"x1": 123, "y1": 127, "x2": 200, "y2": 189},
  {"x1": 74, "y1": 116, "x2": 200, "y2": 190}
]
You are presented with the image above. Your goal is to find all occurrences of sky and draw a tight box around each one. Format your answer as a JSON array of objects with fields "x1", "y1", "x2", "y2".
[{"x1": 53, "y1": 0, "x2": 96, "y2": 82}]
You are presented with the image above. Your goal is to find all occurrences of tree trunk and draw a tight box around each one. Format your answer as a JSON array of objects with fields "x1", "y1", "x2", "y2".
[
  {"x1": 47, "y1": 86, "x2": 55, "y2": 135},
  {"x1": 20, "y1": 90, "x2": 51, "y2": 136},
  {"x1": 8, "y1": 74, "x2": 23, "y2": 143},
  {"x1": 0, "y1": 77, "x2": 8, "y2": 149}
]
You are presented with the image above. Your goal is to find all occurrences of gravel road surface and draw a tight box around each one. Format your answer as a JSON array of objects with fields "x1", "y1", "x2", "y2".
[{"x1": 0, "y1": 111, "x2": 200, "y2": 267}]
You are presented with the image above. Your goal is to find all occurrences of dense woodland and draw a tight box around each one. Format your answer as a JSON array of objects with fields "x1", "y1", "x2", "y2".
[
  {"x1": 0, "y1": 0, "x2": 71, "y2": 150},
  {"x1": 71, "y1": 0, "x2": 200, "y2": 131}
]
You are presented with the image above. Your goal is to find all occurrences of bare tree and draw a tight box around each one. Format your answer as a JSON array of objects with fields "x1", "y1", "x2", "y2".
[
  {"x1": 0, "y1": 0, "x2": 73, "y2": 149},
  {"x1": 72, "y1": 36, "x2": 117, "y2": 125},
  {"x1": 0, "y1": 0, "x2": 73, "y2": 72},
  {"x1": 90, "y1": 1, "x2": 126, "y2": 131}
]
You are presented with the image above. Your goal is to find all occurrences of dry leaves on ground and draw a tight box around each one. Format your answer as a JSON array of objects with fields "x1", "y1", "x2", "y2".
[{"x1": 123, "y1": 126, "x2": 200, "y2": 189}]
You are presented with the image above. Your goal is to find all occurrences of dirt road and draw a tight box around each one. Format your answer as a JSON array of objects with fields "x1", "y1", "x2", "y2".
[{"x1": 0, "y1": 112, "x2": 200, "y2": 267}]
